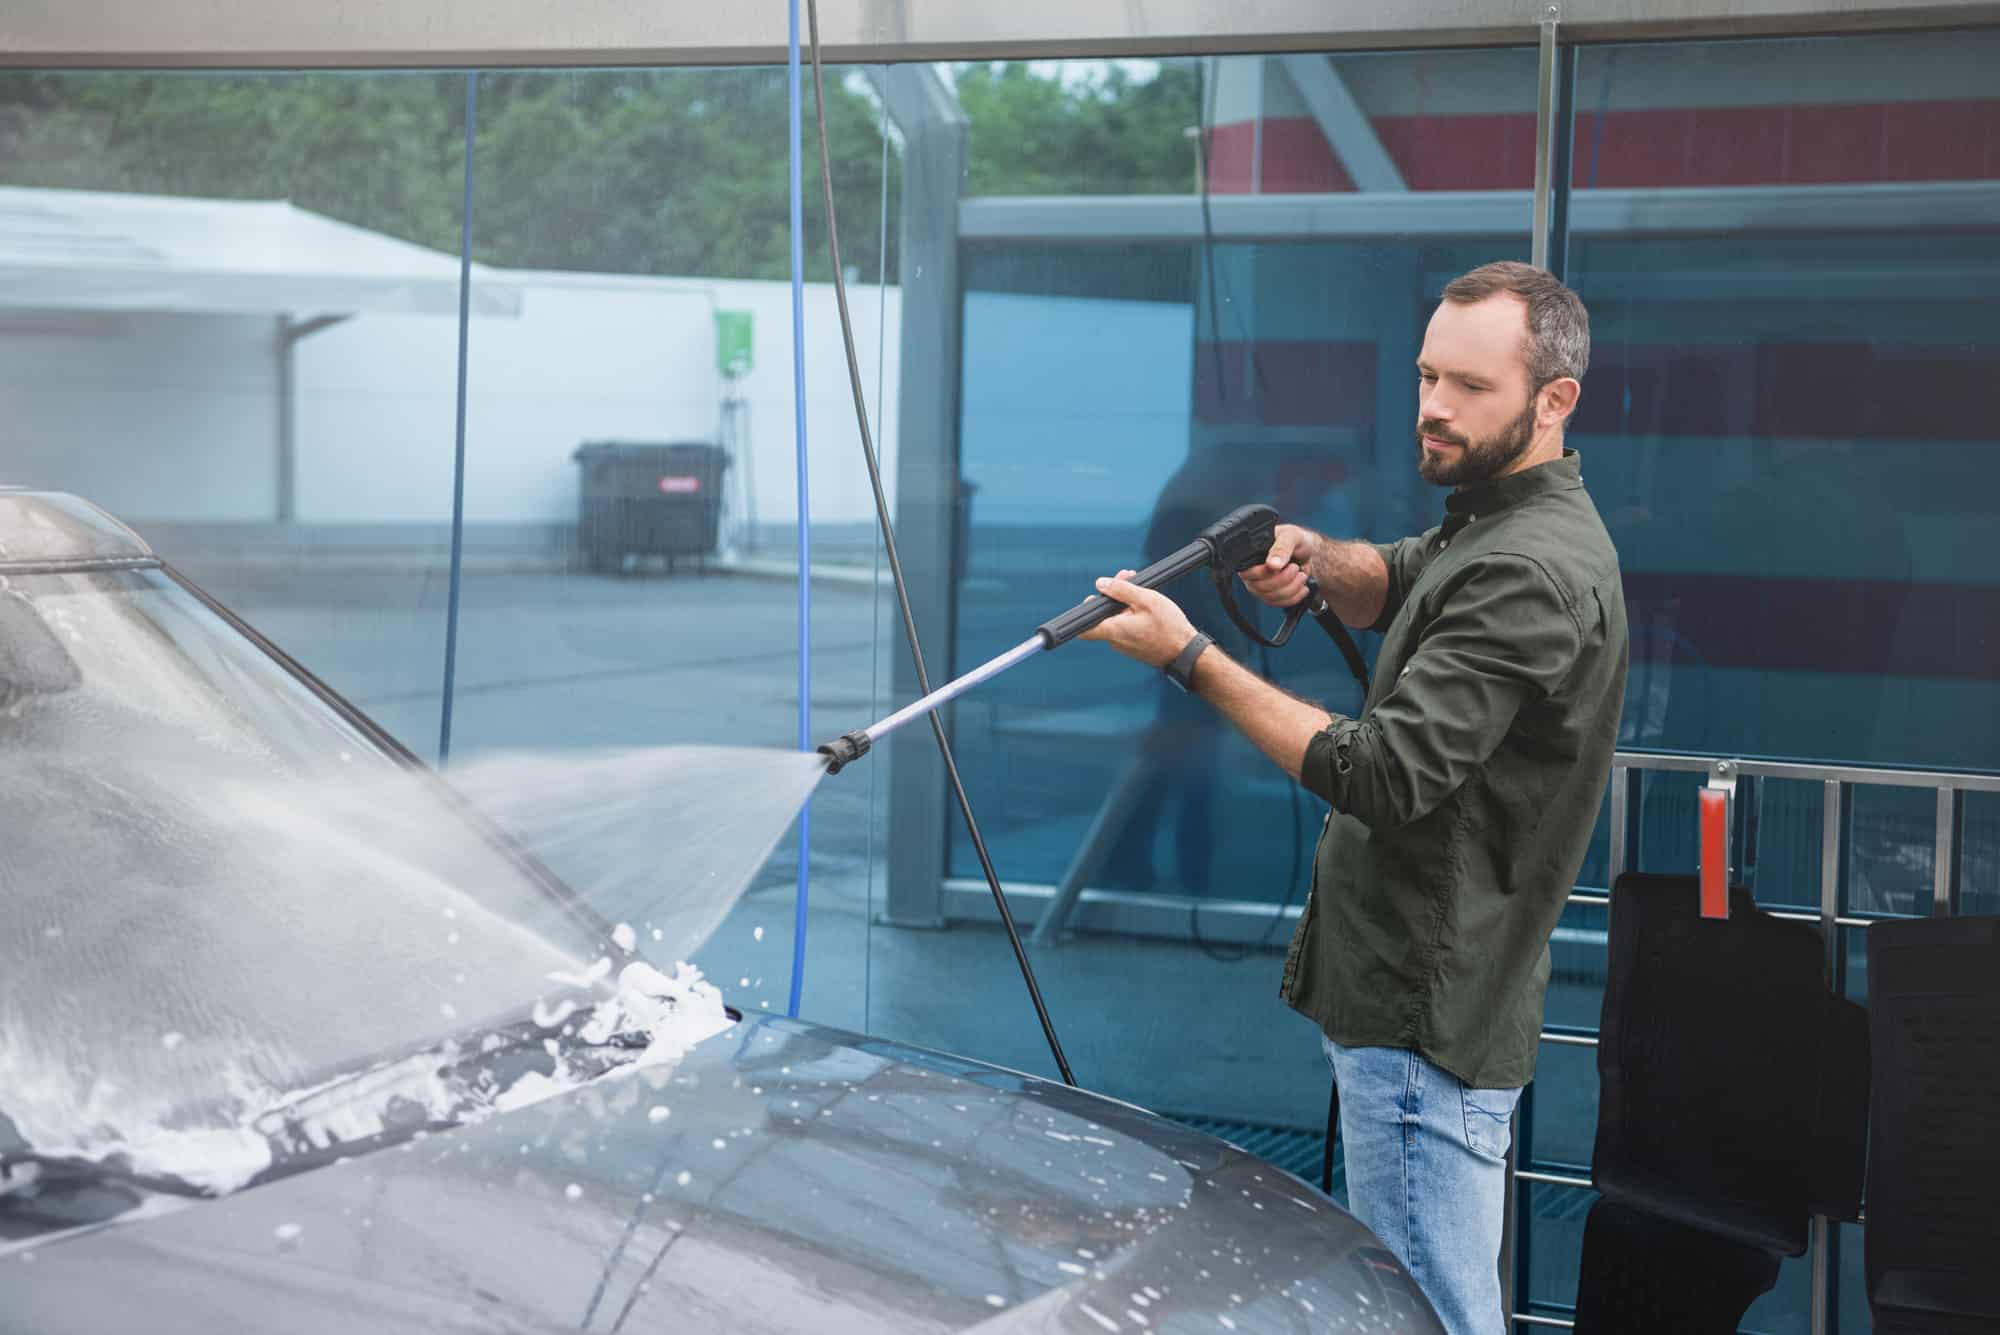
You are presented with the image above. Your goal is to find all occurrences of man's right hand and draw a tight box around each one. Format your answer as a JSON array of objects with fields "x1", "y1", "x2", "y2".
[{"x1": 1241, "y1": 523, "x2": 1319, "y2": 610}]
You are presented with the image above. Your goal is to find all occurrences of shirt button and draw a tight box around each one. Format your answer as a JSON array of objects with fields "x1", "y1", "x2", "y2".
[{"x1": 1440, "y1": 539, "x2": 1450, "y2": 549}]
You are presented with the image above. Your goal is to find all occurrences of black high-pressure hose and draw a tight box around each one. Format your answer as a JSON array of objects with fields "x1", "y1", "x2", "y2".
[{"x1": 802, "y1": 4, "x2": 1078, "y2": 1088}]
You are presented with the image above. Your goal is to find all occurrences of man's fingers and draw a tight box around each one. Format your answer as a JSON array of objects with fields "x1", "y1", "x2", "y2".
[
  {"x1": 1242, "y1": 564, "x2": 1300, "y2": 590},
  {"x1": 1240, "y1": 559, "x2": 1304, "y2": 587},
  {"x1": 1094, "y1": 574, "x2": 1145, "y2": 608},
  {"x1": 1263, "y1": 526, "x2": 1299, "y2": 569},
  {"x1": 1078, "y1": 576, "x2": 1143, "y2": 643},
  {"x1": 1241, "y1": 563, "x2": 1307, "y2": 607},
  {"x1": 1079, "y1": 574, "x2": 1195, "y2": 667}
]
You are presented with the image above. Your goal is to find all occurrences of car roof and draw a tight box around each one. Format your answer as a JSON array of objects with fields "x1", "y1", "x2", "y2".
[{"x1": 0, "y1": 490, "x2": 157, "y2": 570}]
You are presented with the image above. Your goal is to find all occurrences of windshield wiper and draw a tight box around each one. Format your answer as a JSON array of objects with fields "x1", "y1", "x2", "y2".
[
  {"x1": 0, "y1": 1013, "x2": 579, "y2": 1220},
  {"x1": 2, "y1": 1150, "x2": 208, "y2": 1198},
  {"x1": 242, "y1": 1006, "x2": 659, "y2": 1185},
  {"x1": 0, "y1": 971, "x2": 739, "y2": 1224},
  {"x1": 0, "y1": 1151, "x2": 208, "y2": 1243}
]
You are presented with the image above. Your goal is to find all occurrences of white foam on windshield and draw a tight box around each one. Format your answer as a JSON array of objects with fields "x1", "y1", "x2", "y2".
[
  {"x1": 1, "y1": 955, "x2": 733, "y2": 1196},
  {"x1": 1, "y1": 568, "x2": 825, "y2": 1209}
]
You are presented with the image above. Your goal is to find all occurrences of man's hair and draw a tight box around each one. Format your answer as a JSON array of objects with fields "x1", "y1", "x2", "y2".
[{"x1": 1442, "y1": 261, "x2": 1590, "y2": 389}]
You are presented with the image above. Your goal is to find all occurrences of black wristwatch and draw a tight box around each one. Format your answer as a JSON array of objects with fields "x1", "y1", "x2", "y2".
[{"x1": 1164, "y1": 631, "x2": 1214, "y2": 692}]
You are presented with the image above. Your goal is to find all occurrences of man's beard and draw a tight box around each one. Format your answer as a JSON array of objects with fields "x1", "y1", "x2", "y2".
[{"x1": 1416, "y1": 394, "x2": 1538, "y2": 487}]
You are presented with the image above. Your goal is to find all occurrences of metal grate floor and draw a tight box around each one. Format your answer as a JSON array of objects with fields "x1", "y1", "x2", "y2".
[
  {"x1": 1165, "y1": 1114, "x2": 1341, "y2": 1193},
  {"x1": 1163, "y1": 1115, "x2": 1600, "y2": 1223}
]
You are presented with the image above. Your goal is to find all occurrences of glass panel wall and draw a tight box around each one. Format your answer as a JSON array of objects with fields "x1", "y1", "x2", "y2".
[
  {"x1": 10, "y1": 29, "x2": 1997, "y2": 1335},
  {"x1": 882, "y1": 31, "x2": 1998, "y2": 1335},
  {"x1": 873, "y1": 49, "x2": 1539, "y2": 1159},
  {"x1": 0, "y1": 65, "x2": 899, "y2": 1032},
  {"x1": 1533, "y1": 29, "x2": 2000, "y2": 1333},
  {"x1": 0, "y1": 70, "x2": 470, "y2": 754}
]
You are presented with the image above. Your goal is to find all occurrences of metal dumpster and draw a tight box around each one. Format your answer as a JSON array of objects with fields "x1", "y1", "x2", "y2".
[{"x1": 573, "y1": 440, "x2": 730, "y2": 573}]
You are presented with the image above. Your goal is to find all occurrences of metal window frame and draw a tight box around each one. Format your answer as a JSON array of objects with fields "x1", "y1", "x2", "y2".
[
  {"x1": 6, "y1": 0, "x2": 1998, "y2": 67},
  {"x1": 870, "y1": 65, "x2": 969, "y2": 932},
  {"x1": 958, "y1": 180, "x2": 2000, "y2": 242}
]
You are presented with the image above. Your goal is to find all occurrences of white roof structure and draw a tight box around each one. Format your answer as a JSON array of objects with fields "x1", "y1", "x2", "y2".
[{"x1": 0, "y1": 186, "x2": 521, "y2": 318}]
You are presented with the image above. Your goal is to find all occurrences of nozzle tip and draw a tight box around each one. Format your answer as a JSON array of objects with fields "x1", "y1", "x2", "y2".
[{"x1": 817, "y1": 730, "x2": 871, "y2": 775}]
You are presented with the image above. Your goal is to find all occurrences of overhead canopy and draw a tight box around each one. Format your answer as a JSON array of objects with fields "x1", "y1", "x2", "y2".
[{"x1": 0, "y1": 185, "x2": 522, "y2": 318}]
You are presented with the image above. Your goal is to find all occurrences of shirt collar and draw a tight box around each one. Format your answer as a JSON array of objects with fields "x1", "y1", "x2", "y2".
[{"x1": 1444, "y1": 448, "x2": 1582, "y2": 521}]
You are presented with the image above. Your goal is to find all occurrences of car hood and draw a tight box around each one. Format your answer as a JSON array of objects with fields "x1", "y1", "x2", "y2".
[{"x1": 3, "y1": 1014, "x2": 1442, "y2": 1334}]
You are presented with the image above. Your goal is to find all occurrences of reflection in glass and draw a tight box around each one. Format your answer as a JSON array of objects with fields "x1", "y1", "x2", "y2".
[
  {"x1": 913, "y1": 48, "x2": 1539, "y2": 1136},
  {"x1": 1571, "y1": 33, "x2": 2000, "y2": 780},
  {"x1": 1573, "y1": 31, "x2": 1999, "y2": 1333}
]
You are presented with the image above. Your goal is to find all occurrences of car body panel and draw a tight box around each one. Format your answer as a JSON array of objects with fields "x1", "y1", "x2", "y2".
[
  {"x1": 5, "y1": 1015, "x2": 1441, "y2": 1334},
  {"x1": 0, "y1": 491, "x2": 1445, "y2": 1333}
]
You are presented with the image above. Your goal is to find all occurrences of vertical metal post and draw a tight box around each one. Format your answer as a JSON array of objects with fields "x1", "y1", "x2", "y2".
[
  {"x1": 1740, "y1": 773, "x2": 1762, "y2": 890},
  {"x1": 1810, "y1": 778, "x2": 1844, "y2": 1335},
  {"x1": 1247, "y1": 56, "x2": 1266, "y2": 197},
  {"x1": 275, "y1": 316, "x2": 296, "y2": 524},
  {"x1": 1820, "y1": 782, "x2": 1844, "y2": 978},
  {"x1": 1530, "y1": 5, "x2": 1560, "y2": 270},
  {"x1": 1545, "y1": 45, "x2": 1577, "y2": 279},
  {"x1": 273, "y1": 313, "x2": 344, "y2": 529},
  {"x1": 1607, "y1": 763, "x2": 1629, "y2": 887},
  {"x1": 873, "y1": 66, "x2": 967, "y2": 929},
  {"x1": 1607, "y1": 763, "x2": 1632, "y2": 1009},
  {"x1": 1935, "y1": 787, "x2": 1958, "y2": 916},
  {"x1": 1507, "y1": 1082, "x2": 1535, "y2": 1326}
]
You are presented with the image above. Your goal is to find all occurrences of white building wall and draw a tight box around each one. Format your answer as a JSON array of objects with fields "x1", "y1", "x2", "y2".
[
  {"x1": 705, "y1": 275, "x2": 903, "y2": 536},
  {"x1": 0, "y1": 309, "x2": 279, "y2": 521},
  {"x1": 295, "y1": 269, "x2": 901, "y2": 530},
  {"x1": 1, "y1": 271, "x2": 901, "y2": 532}
]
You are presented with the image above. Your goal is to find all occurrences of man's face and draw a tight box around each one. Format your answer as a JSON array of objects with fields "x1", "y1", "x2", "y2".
[{"x1": 1414, "y1": 294, "x2": 1540, "y2": 488}]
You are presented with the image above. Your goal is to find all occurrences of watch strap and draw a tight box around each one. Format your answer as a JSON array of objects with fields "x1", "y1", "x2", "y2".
[{"x1": 1164, "y1": 631, "x2": 1214, "y2": 692}]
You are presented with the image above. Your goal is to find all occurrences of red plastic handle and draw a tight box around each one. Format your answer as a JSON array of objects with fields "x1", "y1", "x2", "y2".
[{"x1": 1698, "y1": 787, "x2": 1730, "y2": 919}]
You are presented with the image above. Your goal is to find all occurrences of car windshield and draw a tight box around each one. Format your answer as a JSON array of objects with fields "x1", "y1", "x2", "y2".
[{"x1": 0, "y1": 566, "x2": 633, "y2": 1200}]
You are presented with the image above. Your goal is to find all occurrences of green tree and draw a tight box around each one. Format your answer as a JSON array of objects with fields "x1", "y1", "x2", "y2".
[
  {"x1": 0, "y1": 71, "x2": 466, "y2": 251},
  {"x1": 469, "y1": 68, "x2": 894, "y2": 282},
  {"x1": 953, "y1": 61, "x2": 1200, "y2": 196},
  {"x1": 0, "y1": 63, "x2": 1195, "y2": 280}
]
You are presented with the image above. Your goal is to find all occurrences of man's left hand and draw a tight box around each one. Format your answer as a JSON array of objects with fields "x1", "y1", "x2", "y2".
[{"x1": 1078, "y1": 569, "x2": 1200, "y2": 669}]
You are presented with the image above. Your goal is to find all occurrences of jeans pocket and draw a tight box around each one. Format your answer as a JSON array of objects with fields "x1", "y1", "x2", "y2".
[{"x1": 1459, "y1": 1082, "x2": 1522, "y2": 1162}]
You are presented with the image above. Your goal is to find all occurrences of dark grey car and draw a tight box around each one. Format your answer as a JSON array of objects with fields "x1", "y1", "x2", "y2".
[{"x1": 0, "y1": 490, "x2": 1445, "y2": 1334}]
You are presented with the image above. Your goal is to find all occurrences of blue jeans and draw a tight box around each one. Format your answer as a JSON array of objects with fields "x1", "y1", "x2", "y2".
[{"x1": 1323, "y1": 1037, "x2": 1522, "y2": 1335}]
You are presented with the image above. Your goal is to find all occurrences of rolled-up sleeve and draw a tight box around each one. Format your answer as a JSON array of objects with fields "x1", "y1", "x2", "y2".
[
  {"x1": 1369, "y1": 528, "x2": 1441, "y2": 634},
  {"x1": 1303, "y1": 554, "x2": 1582, "y2": 828}
]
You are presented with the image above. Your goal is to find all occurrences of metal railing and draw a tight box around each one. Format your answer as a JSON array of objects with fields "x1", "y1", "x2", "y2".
[{"x1": 1509, "y1": 749, "x2": 1999, "y2": 1334}]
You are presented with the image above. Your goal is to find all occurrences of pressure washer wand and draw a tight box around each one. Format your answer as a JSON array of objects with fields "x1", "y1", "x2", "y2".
[
  {"x1": 817, "y1": 634, "x2": 1045, "y2": 773},
  {"x1": 818, "y1": 507, "x2": 1281, "y2": 774}
]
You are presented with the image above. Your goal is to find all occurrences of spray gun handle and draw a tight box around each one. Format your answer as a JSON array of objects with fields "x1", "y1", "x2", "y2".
[
  {"x1": 1034, "y1": 504, "x2": 1285, "y2": 650},
  {"x1": 1197, "y1": 504, "x2": 1283, "y2": 577},
  {"x1": 1034, "y1": 538, "x2": 1216, "y2": 649}
]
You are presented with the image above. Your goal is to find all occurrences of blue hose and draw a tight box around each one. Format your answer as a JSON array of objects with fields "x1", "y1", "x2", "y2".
[{"x1": 786, "y1": 0, "x2": 812, "y2": 1019}]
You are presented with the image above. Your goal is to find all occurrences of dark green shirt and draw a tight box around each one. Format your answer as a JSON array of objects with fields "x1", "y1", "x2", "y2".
[{"x1": 1281, "y1": 450, "x2": 1627, "y2": 1089}]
